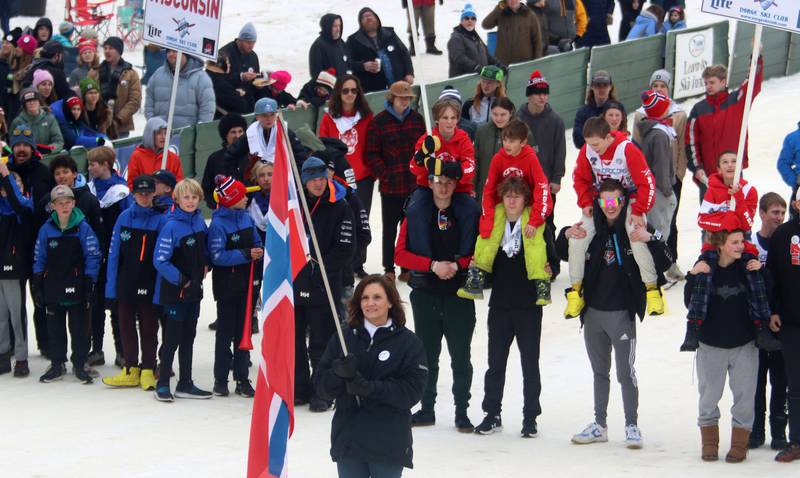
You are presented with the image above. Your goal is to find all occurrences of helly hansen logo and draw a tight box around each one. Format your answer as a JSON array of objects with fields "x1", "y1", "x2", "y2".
[
  {"x1": 3, "y1": 265, "x2": 12, "y2": 271},
  {"x1": 65, "y1": 287, "x2": 76, "y2": 294},
  {"x1": 137, "y1": 289, "x2": 149, "y2": 295},
  {"x1": 300, "y1": 291, "x2": 310, "y2": 298}
]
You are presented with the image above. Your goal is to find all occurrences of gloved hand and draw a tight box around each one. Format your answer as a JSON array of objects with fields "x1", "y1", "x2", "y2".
[
  {"x1": 413, "y1": 135, "x2": 440, "y2": 165},
  {"x1": 679, "y1": 321, "x2": 699, "y2": 352},
  {"x1": 84, "y1": 278, "x2": 97, "y2": 309},
  {"x1": 31, "y1": 273, "x2": 45, "y2": 309},
  {"x1": 345, "y1": 372, "x2": 374, "y2": 397},
  {"x1": 332, "y1": 354, "x2": 358, "y2": 380}
]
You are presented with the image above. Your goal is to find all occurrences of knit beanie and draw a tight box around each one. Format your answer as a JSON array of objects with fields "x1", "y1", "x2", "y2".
[
  {"x1": 59, "y1": 21, "x2": 75, "y2": 36},
  {"x1": 301, "y1": 157, "x2": 328, "y2": 184},
  {"x1": 649, "y1": 69, "x2": 672, "y2": 90},
  {"x1": 316, "y1": 68, "x2": 337, "y2": 91},
  {"x1": 218, "y1": 113, "x2": 247, "y2": 140},
  {"x1": 238, "y1": 22, "x2": 257, "y2": 42},
  {"x1": 40, "y1": 40, "x2": 63, "y2": 58},
  {"x1": 438, "y1": 85, "x2": 462, "y2": 104},
  {"x1": 32, "y1": 69, "x2": 54, "y2": 88},
  {"x1": 526, "y1": 69, "x2": 549, "y2": 96},
  {"x1": 17, "y1": 34, "x2": 37, "y2": 56},
  {"x1": 103, "y1": 36, "x2": 124, "y2": 55},
  {"x1": 461, "y1": 3, "x2": 478, "y2": 19},
  {"x1": 641, "y1": 90, "x2": 671, "y2": 119},
  {"x1": 80, "y1": 77, "x2": 100, "y2": 97},
  {"x1": 269, "y1": 70, "x2": 292, "y2": 92},
  {"x1": 78, "y1": 39, "x2": 97, "y2": 54},
  {"x1": 10, "y1": 124, "x2": 36, "y2": 148},
  {"x1": 214, "y1": 175, "x2": 248, "y2": 208},
  {"x1": 66, "y1": 96, "x2": 83, "y2": 110}
]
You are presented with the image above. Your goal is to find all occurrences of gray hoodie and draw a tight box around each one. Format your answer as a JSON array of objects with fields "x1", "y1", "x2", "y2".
[
  {"x1": 142, "y1": 116, "x2": 168, "y2": 151},
  {"x1": 636, "y1": 117, "x2": 675, "y2": 197},
  {"x1": 144, "y1": 55, "x2": 215, "y2": 129},
  {"x1": 516, "y1": 103, "x2": 566, "y2": 185}
]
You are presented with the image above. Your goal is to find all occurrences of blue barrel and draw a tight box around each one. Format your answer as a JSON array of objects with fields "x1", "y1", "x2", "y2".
[{"x1": 487, "y1": 31, "x2": 497, "y2": 55}]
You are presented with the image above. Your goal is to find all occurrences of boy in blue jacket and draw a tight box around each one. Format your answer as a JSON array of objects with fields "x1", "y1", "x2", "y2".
[
  {"x1": 32, "y1": 185, "x2": 101, "y2": 384},
  {"x1": 777, "y1": 122, "x2": 800, "y2": 189},
  {"x1": 102, "y1": 175, "x2": 166, "y2": 391},
  {"x1": 208, "y1": 175, "x2": 263, "y2": 398},
  {"x1": 0, "y1": 162, "x2": 35, "y2": 378},
  {"x1": 153, "y1": 178, "x2": 211, "y2": 402}
]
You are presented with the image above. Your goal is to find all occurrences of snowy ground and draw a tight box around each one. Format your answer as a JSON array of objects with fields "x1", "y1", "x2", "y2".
[{"x1": 5, "y1": 2, "x2": 800, "y2": 477}]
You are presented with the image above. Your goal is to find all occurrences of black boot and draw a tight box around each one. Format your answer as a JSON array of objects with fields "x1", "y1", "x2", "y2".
[
  {"x1": 455, "y1": 408, "x2": 474, "y2": 433},
  {"x1": 770, "y1": 417, "x2": 788, "y2": 450},
  {"x1": 756, "y1": 327, "x2": 781, "y2": 352},
  {"x1": 408, "y1": 35, "x2": 416, "y2": 56},
  {"x1": 680, "y1": 321, "x2": 699, "y2": 352},
  {"x1": 411, "y1": 409, "x2": 435, "y2": 427},
  {"x1": 425, "y1": 36, "x2": 443, "y2": 55}
]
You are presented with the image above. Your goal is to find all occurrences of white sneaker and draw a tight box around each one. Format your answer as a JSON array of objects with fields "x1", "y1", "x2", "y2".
[
  {"x1": 625, "y1": 424, "x2": 643, "y2": 449},
  {"x1": 571, "y1": 422, "x2": 608, "y2": 444}
]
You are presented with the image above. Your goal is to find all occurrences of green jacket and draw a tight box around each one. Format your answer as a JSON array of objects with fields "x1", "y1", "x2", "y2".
[
  {"x1": 473, "y1": 121, "x2": 535, "y2": 202},
  {"x1": 10, "y1": 109, "x2": 65, "y2": 153},
  {"x1": 473, "y1": 205, "x2": 549, "y2": 281}
]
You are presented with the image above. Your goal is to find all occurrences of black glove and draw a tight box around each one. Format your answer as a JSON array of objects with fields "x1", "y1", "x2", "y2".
[
  {"x1": 345, "y1": 372, "x2": 374, "y2": 397},
  {"x1": 755, "y1": 326, "x2": 781, "y2": 352},
  {"x1": 413, "y1": 135, "x2": 439, "y2": 166},
  {"x1": 680, "y1": 321, "x2": 699, "y2": 352},
  {"x1": 332, "y1": 354, "x2": 358, "y2": 380},
  {"x1": 31, "y1": 273, "x2": 45, "y2": 309},
  {"x1": 84, "y1": 278, "x2": 97, "y2": 309}
]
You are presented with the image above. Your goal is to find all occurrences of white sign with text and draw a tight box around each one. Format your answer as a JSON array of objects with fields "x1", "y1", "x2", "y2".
[
  {"x1": 143, "y1": 0, "x2": 223, "y2": 61},
  {"x1": 673, "y1": 28, "x2": 715, "y2": 99},
  {"x1": 702, "y1": 0, "x2": 800, "y2": 34}
]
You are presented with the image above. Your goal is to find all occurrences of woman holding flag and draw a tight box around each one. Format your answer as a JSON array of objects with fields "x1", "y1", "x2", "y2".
[{"x1": 316, "y1": 274, "x2": 428, "y2": 477}]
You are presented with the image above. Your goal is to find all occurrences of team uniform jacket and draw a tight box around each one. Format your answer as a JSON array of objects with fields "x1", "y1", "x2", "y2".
[
  {"x1": 573, "y1": 131, "x2": 655, "y2": 216},
  {"x1": 153, "y1": 207, "x2": 209, "y2": 305},
  {"x1": 410, "y1": 127, "x2": 476, "y2": 194},
  {"x1": 207, "y1": 206, "x2": 263, "y2": 301},
  {"x1": 697, "y1": 173, "x2": 757, "y2": 233},
  {"x1": 105, "y1": 202, "x2": 166, "y2": 303},
  {"x1": 0, "y1": 175, "x2": 35, "y2": 280},
  {"x1": 33, "y1": 209, "x2": 101, "y2": 305}
]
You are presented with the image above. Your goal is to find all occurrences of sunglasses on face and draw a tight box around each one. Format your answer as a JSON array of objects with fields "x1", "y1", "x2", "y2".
[
  {"x1": 599, "y1": 197, "x2": 624, "y2": 210},
  {"x1": 463, "y1": 17, "x2": 477, "y2": 21},
  {"x1": 341, "y1": 88, "x2": 358, "y2": 95}
]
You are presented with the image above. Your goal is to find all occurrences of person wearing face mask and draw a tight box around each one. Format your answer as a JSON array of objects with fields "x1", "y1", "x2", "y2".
[
  {"x1": 448, "y1": 4, "x2": 502, "y2": 78},
  {"x1": 572, "y1": 70, "x2": 618, "y2": 149},
  {"x1": 309, "y1": 13, "x2": 351, "y2": 81}
]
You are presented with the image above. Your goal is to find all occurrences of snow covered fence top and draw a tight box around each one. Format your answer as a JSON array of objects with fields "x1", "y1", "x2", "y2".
[{"x1": 143, "y1": 0, "x2": 224, "y2": 61}]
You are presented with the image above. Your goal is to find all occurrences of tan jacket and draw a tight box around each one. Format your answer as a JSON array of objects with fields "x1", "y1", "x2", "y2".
[
  {"x1": 482, "y1": 1, "x2": 543, "y2": 65},
  {"x1": 632, "y1": 108, "x2": 688, "y2": 181},
  {"x1": 111, "y1": 68, "x2": 142, "y2": 135}
]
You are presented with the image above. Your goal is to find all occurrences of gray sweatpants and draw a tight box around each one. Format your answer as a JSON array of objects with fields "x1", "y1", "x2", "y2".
[
  {"x1": 648, "y1": 190, "x2": 677, "y2": 241},
  {"x1": 583, "y1": 308, "x2": 639, "y2": 427},
  {"x1": 696, "y1": 341, "x2": 758, "y2": 429},
  {"x1": 0, "y1": 279, "x2": 26, "y2": 361}
]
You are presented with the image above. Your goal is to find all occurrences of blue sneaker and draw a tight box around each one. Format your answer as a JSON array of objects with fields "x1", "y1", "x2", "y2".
[
  {"x1": 175, "y1": 382, "x2": 212, "y2": 399},
  {"x1": 155, "y1": 386, "x2": 174, "y2": 402},
  {"x1": 571, "y1": 422, "x2": 608, "y2": 444}
]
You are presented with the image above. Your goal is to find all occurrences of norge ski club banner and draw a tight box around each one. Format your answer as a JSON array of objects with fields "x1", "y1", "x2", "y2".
[
  {"x1": 143, "y1": 0, "x2": 223, "y2": 61},
  {"x1": 702, "y1": 0, "x2": 800, "y2": 34}
]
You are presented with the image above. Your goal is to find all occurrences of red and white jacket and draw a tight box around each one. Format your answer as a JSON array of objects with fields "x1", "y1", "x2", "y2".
[
  {"x1": 697, "y1": 172, "x2": 757, "y2": 233},
  {"x1": 410, "y1": 127, "x2": 476, "y2": 194},
  {"x1": 573, "y1": 131, "x2": 655, "y2": 216},
  {"x1": 479, "y1": 144, "x2": 550, "y2": 238},
  {"x1": 319, "y1": 110, "x2": 374, "y2": 181}
]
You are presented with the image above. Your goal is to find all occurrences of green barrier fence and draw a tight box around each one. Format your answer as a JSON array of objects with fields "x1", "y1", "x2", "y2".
[
  {"x1": 424, "y1": 73, "x2": 481, "y2": 118},
  {"x1": 730, "y1": 23, "x2": 791, "y2": 86},
  {"x1": 506, "y1": 49, "x2": 591, "y2": 130},
  {"x1": 589, "y1": 35, "x2": 666, "y2": 114},
  {"x1": 788, "y1": 34, "x2": 800, "y2": 75},
  {"x1": 665, "y1": 21, "x2": 730, "y2": 98}
]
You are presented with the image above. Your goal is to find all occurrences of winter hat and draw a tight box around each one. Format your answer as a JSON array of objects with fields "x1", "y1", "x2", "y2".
[
  {"x1": 254, "y1": 97, "x2": 278, "y2": 115},
  {"x1": 19, "y1": 87, "x2": 40, "y2": 104},
  {"x1": 50, "y1": 184, "x2": 75, "y2": 203},
  {"x1": 78, "y1": 39, "x2": 97, "y2": 54},
  {"x1": 641, "y1": 90, "x2": 670, "y2": 119},
  {"x1": 480, "y1": 65, "x2": 504, "y2": 82},
  {"x1": 268, "y1": 70, "x2": 292, "y2": 92},
  {"x1": 461, "y1": 3, "x2": 478, "y2": 20},
  {"x1": 32, "y1": 69, "x2": 54, "y2": 88},
  {"x1": 591, "y1": 70, "x2": 612, "y2": 86},
  {"x1": 59, "y1": 21, "x2": 75, "y2": 36},
  {"x1": 10, "y1": 124, "x2": 36, "y2": 148},
  {"x1": 40, "y1": 40, "x2": 64, "y2": 59},
  {"x1": 17, "y1": 34, "x2": 37, "y2": 56},
  {"x1": 103, "y1": 36, "x2": 124, "y2": 55},
  {"x1": 66, "y1": 96, "x2": 83, "y2": 110},
  {"x1": 316, "y1": 68, "x2": 337, "y2": 91},
  {"x1": 80, "y1": 28, "x2": 99, "y2": 42},
  {"x1": 5, "y1": 27, "x2": 23, "y2": 46},
  {"x1": 526, "y1": 69, "x2": 549, "y2": 96},
  {"x1": 132, "y1": 175, "x2": 156, "y2": 194},
  {"x1": 649, "y1": 69, "x2": 672, "y2": 90},
  {"x1": 152, "y1": 169, "x2": 177, "y2": 190},
  {"x1": 218, "y1": 113, "x2": 247, "y2": 140},
  {"x1": 79, "y1": 77, "x2": 101, "y2": 97},
  {"x1": 438, "y1": 85, "x2": 462, "y2": 104},
  {"x1": 301, "y1": 157, "x2": 328, "y2": 184},
  {"x1": 428, "y1": 157, "x2": 463, "y2": 182},
  {"x1": 214, "y1": 175, "x2": 248, "y2": 208},
  {"x1": 238, "y1": 22, "x2": 258, "y2": 42}
]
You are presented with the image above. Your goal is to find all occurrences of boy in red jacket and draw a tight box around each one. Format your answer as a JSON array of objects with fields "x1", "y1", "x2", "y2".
[
  {"x1": 698, "y1": 151, "x2": 758, "y2": 233},
  {"x1": 566, "y1": 117, "x2": 661, "y2": 318}
]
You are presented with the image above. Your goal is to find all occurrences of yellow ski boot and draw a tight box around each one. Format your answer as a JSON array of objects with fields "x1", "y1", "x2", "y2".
[
  {"x1": 646, "y1": 285, "x2": 665, "y2": 316},
  {"x1": 564, "y1": 286, "x2": 585, "y2": 319},
  {"x1": 102, "y1": 367, "x2": 141, "y2": 388},
  {"x1": 140, "y1": 369, "x2": 157, "y2": 391}
]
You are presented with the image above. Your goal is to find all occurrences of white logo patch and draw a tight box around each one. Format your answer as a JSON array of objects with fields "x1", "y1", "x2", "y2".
[{"x1": 378, "y1": 350, "x2": 390, "y2": 362}]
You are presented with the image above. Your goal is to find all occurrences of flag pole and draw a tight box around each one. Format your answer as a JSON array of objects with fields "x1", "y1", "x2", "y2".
[
  {"x1": 278, "y1": 112, "x2": 350, "y2": 356},
  {"x1": 730, "y1": 23, "x2": 762, "y2": 211},
  {"x1": 161, "y1": 50, "x2": 183, "y2": 169},
  {"x1": 405, "y1": 4, "x2": 432, "y2": 133}
]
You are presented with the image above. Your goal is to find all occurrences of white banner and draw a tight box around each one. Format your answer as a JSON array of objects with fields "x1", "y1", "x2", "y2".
[
  {"x1": 673, "y1": 28, "x2": 715, "y2": 100},
  {"x1": 143, "y1": 0, "x2": 223, "y2": 61},
  {"x1": 702, "y1": 0, "x2": 800, "y2": 34}
]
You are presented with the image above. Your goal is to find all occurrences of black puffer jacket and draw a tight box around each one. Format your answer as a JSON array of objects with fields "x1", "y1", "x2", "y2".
[
  {"x1": 217, "y1": 40, "x2": 261, "y2": 112},
  {"x1": 309, "y1": 14, "x2": 351, "y2": 80},
  {"x1": 447, "y1": 25, "x2": 499, "y2": 78},
  {"x1": 315, "y1": 322, "x2": 427, "y2": 469},
  {"x1": 346, "y1": 8, "x2": 413, "y2": 93}
]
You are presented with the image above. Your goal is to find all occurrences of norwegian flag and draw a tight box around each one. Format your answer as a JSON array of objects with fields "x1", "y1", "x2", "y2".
[{"x1": 247, "y1": 119, "x2": 309, "y2": 478}]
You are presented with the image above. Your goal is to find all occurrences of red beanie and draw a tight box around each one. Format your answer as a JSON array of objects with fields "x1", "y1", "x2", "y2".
[
  {"x1": 214, "y1": 175, "x2": 247, "y2": 208},
  {"x1": 641, "y1": 90, "x2": 670, "y2": 119},
  {"x1": 78, "y1": 39, "x2": 97, "y2": 54},
  {"x1": 66, "y1": 96, "x2": 83, "y2": 110},
  {"x1": 526, "y1": 69, "x2": 549, "y2": 96}
]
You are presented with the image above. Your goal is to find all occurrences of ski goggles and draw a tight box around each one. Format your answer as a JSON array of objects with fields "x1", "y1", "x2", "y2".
[{"x1": 598, "y1": 196, "x2": 624, "y2": 210}]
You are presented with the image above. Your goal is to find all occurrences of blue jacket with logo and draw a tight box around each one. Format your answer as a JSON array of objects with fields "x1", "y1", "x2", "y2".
[
  {"x1": 153, "y1": 207, "x2": 209, "y2": 305},
  {"x1": 208, "y1": 206, "x2": 262, "y2": 300},
  {"x1": 105, "y1": 202, "x2": 166, "y2": 302},
  {"x1": 777, "y1": 122, "x2": 800, "y2": 188}
]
